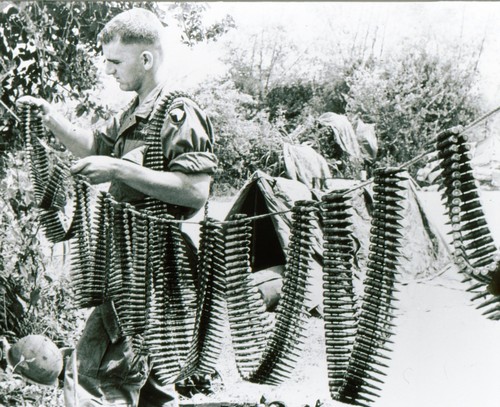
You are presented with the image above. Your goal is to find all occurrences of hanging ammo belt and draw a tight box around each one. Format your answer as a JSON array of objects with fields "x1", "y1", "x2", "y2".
[{"x1": 17, "y1": 98, "x2": 500, "y2": 405}]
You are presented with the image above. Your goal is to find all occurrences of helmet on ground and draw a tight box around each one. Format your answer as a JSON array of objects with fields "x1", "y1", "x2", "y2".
[{"x1": 6, "y1": 334, "x2": 63, "y2": 386}]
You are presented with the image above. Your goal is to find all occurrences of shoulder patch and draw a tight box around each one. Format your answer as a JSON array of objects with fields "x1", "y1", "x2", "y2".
[{"x1": 168, "y1": 106, "x2": 186, "y2": 124}]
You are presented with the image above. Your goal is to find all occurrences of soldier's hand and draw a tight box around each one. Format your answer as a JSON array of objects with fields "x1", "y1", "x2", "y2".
[{"x1": 70, "y1": 156, "x2": 119, "y2": 185}]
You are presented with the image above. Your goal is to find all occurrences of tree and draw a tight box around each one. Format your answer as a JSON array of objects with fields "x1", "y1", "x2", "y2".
[
  {"x1": 265, "y1": 82, "x2": 314, "y2": 128},
  {"x1": 224, "y1": 25, "x2": 305, "y2": 106},
  {"x1": 166, "y1": 2, "x2": 235, "y2": 47},
  {"x1": 248, "y1": 37, "x2": 483, "y2": 180},
  {"x1": 194, "y1": 77, "x2": 285, "y2": 193},
  {"x1": 345, "y1": 42, "x2": 482, "y2": 174},
  {"x1": 0, "y1": 0, "x2": 238, "y2": 341},
  {"x1": 0, "y1": 1, "x2": 159, "y2": 161}
]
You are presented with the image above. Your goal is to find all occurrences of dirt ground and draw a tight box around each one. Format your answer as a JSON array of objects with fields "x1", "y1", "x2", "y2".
[
  {"x1": 181, "y1": 191, "x2": 500, "y2": 407},
  {"x1": 4, "y1": 185, "x2": 498, "y2": 407}
]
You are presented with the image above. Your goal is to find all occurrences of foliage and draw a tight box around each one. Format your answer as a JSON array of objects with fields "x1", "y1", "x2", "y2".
[
  {"x1": 309, "y1": 60, "x2": 365, "y2": 116},
  {"x1": 0, "y1": 365, "x2": 63, "y2": 406},
  {"x1": 244, "y1": 41, "x2": 483, "y2": 179},
  {"x1": 194, "y1": 78, "x2": 286, "y2": 194},
  {"x1": 224, "y1": 26, "x2": 302, "y2": 105},
  {"x1": 0, "y1": 1, "x2": 155, "y2": 158},
  {"x1": 0, "y1": 149, "x2": 84, "y2": 404},
  {"x1": 265, "y1": 82, "x2": 314, "y2": 129},
  {"x1": 166, "y1": 2, "x2": 236, "y2": 47},
  {"x1": 0, "y1": 150, "x2": 82, "y2": 342},
  {"x1": 344, "y1": 43, "x2": 481, "y2": 174},
  {"x1": 221, "y1": 15, "x2": 484, "y2": 179}
]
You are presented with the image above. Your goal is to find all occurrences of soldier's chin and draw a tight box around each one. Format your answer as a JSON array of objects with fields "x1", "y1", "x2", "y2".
[{"x1": 116, "y1": 81, "x2": 129, "y2": 91}]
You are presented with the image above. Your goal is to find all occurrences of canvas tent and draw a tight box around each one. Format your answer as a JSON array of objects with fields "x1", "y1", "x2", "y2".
[
  {"x1": 282, "y1": 142, "x2": 332, "y2": 190},
  {"x1": 354, "y1": 118, "x2": 378, "y2": 163},
  {"x1": 316, "y1": 112, "x2": 364, "y2": 163},
  {"x1": 329, "y1": 176, "x2": 454, "y2": 285},
  {"x1": 224, "y1": 144, "x2": 454, "y2": 312},
  {"x1": 224, "y1": 170, "x2": 325, "y2": 313},
  {"x1": 472, "y1": 131, "x2": 500, "y2": 189}
]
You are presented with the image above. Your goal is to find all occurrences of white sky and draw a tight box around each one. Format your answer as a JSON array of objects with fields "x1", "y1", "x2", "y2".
[
  {"x1": 100, "y1": 2, "x2": 500, "y2": 110},
  {"x1": 203, "y1": 2, "x2": 500, "y2": 106}
]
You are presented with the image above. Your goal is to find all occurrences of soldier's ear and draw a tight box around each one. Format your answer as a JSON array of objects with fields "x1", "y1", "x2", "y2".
[{"x1": 141, "y1": 51, "x2": 154, "y2": 70}]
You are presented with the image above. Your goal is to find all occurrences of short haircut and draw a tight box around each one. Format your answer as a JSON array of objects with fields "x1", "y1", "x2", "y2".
[{"x1": 98, "y1": 8, "x2": 164, "y2": 47}]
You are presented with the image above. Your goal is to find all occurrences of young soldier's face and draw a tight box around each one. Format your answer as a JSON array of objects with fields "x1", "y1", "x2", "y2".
[{"x1": 102, "y1": 39, "x2": 146, "y2": 93}]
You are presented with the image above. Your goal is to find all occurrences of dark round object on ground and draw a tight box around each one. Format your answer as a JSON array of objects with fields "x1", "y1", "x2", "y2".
[{"x1": 7, "y1": 334, "x2": 63, "y2": 386}]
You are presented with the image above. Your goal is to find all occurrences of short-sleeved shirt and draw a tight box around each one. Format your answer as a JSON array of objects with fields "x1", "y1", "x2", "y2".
[{"x1": 91, "y1": 83, "x2": 217, "y2": 218}]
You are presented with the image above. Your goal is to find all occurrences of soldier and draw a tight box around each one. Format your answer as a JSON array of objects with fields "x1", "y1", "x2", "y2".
[{"x1": 18, "y1": 8, "x2": 217, "y2": 407}]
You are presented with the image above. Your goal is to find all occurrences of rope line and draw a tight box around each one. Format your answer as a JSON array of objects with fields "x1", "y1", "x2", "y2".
[
  {"x1": 9, "y1": 101, "x2": 500, "y2": 224},
  {"x1": 15, "y1": 101, "x2": 500, "y2": 406}
]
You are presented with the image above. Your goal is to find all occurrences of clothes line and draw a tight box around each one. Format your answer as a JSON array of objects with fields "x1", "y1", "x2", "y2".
[{"x1": 8, "y1": 100, "x2": 500, "y2": 220}]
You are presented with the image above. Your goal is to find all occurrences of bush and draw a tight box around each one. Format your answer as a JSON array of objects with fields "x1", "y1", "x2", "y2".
[
  {"x1": 0, "y1": 150, "x2": 83, "y2": 345},
  {"x1": 344, "y1": 43, "x2": 481, "y2": 174},
  {"x1": 194, "y1": 78, "x2": 286, "y2": 194},
  {"x1": 265, "y1": 82, "x2": 314, "y2": 128},
  {"x1": 255, "y1": 41, "x2": 482, "y2": 180}
]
